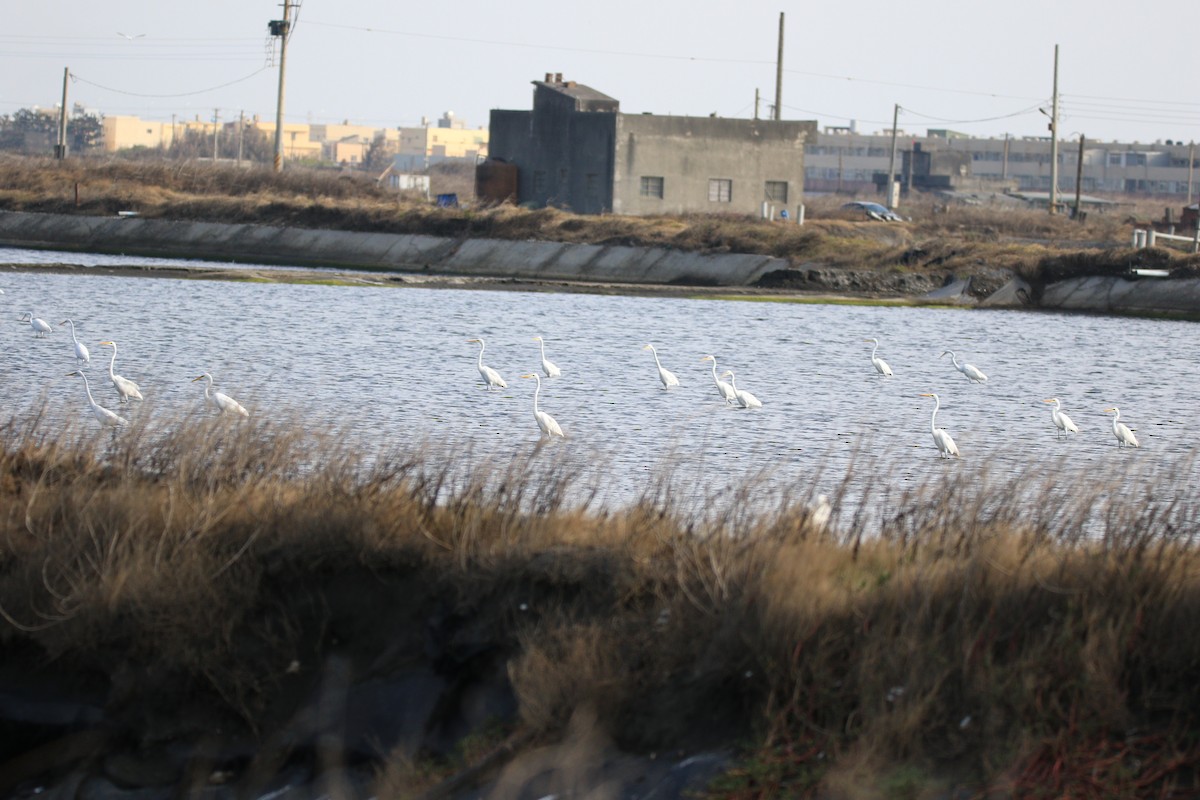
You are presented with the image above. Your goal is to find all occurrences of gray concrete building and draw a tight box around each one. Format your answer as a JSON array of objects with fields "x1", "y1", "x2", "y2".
[{"x1": 484, "y1": 75, "x2": 817, "y2": 216}]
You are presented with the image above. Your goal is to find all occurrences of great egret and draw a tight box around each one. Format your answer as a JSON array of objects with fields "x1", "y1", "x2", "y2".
[
  {"x1": 720, "y1": 370, "x2": 762, "y2": 409},
  {"x1": 532, "y1": 336, "x2": 562, "y2": 378},
  {"x1": 97, "y1": 341, "x2": 143, "y2": 403},
  {"x1": 192, "y1": 373, "x2": 249, "y2": 417},
  {"x1": 60, "y1": 319, "x2": 90, "y2": 363},
  {"x1": 920, "y1": 392, "x2": 960, "y2": 458},
  {"x1": 940, "y1": 350, "x2": 988, "y2": 383},
  {"x1": 520, "y1": 373, "x2": 565, "y2": 438},
  {"x1": 467, "y1": 338, "x2": 507, "y2": 391},
  {"x1": 66, "y1": 370, "x2": 128, "y2": 428},
  {"x1": 864, "y1": 338, "x2": 893, "y2": 376},
  {"x1": 1103, "y1": 407, "x2": 1139, "y2": 448},
  {"x1": 700, "y1": 355, "x2": 737, "y2": 404},
  {"x1": 643, "y1": 343, "x2": 679, "y2": 389},
  {"x1": 1043, "y1": 398, "x2": 1079, "y2": 438},
  {"x1": 18, "y1": 312, "x2": 52, "y2": 337},
  {"x1": 808, "y1": 494, "x2": 832, "y2": 531}
]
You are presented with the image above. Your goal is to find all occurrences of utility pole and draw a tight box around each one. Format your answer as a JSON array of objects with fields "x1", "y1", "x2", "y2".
[
  {"x1": 271, "y1": 0, "x2": 294, "y2": 173},
  {"x1": 1188, "y1": 141, "x2": 1195, "y2": 206},
  {"x1": 237, "y1": 110, "x2": 245, "y2": 165},
  {"x1": 1048, "y1": 44, "x2": 1060, "y2": 215},
  {"x1": 773, "y1": 12, "x2": 783, "y2": 122},
  {"x1": 1002, "y1": 133, "x2": 1010, "y2": 180},
  {"x1": 754, "y1": 88, "x2": 760, "y2": 121},
  {"x1": 886, "y1": 104, "x2": 900, "y2": 209},
  {"x1": 212, "y1": 108, "x2": 220, "y2": 161},
  {"x1": 1073, "y1": 134, "x2": 1085, "y2": 220},
  {"x1": 55, "y1": 67, "x2": 69, "y2": 159}
]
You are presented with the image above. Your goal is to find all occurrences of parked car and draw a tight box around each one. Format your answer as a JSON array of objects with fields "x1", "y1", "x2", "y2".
[{"x1": 842, "y1": 201, "x2": 906, "y2": 222}]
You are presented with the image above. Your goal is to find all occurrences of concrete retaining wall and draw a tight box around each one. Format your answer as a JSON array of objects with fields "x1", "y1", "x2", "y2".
[{"x1": 0, "y1": 211, "x2": 786, "y2": 287}]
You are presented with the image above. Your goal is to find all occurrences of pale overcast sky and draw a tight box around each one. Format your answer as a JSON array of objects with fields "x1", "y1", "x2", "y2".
[{"x1": 2, "y1": 0, "x2": 1197, "y2": 144}]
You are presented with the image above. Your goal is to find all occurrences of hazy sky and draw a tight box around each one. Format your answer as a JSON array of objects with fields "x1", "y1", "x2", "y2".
[{"x1": 3, "y1": 0, "x2": 1198, "y2": 144}]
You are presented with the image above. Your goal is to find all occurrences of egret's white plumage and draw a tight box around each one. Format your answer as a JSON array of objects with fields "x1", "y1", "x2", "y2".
[
  {"x1": 67, "y1": 369, "x2": 128, "y2": 428},
  {"x1": 940, "y1": 350, "x2": 988, "y2": 383},
  {"x1": 520, "y1": 373, "x2": 565, "y2": 438},
  {"x1": 192, "y1": 373, "x2": 249, "y2": 417},
  {"x1": 532, "y1": 336, "x2": 561, "y2": 378},
  {"x1": 97, "y1": 342, "x2": 143, "y2": 402},
  {"x1": 467, "y1": 338, "x2": 507, "y2": 391},
  {"x1": 60, "y1": 319, "x2": 90, "y2": 363},
  {"x1": 920, "y1": 392, "x2": 960, "y2": 458},
  {"x1": 1103, "y1": 407, "x2": 1139, "y2": 448},
  {"x1": 1043, "y1": 398, "x2": 1079, "y2": 437},
  {"x1": 643, "y1": 343, "x2": 679, "y2": 389},
  {"x1": 721, "y1": 370, "x2": 762, "y2": 409},
  {"x1": 808, "y1": 494, "x2": 833, "y2": 531},
  {"x1": 701, "y1": 355, "x2": 737, "y2": 404},
  {"x1": 865, "y1": 338, "x2": 893, "y2": 376},
  {"x1": 19, "y1": 312, "x2": 52, "y2": 337}
]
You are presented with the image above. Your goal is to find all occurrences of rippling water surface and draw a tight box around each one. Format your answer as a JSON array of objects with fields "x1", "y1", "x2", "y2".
[{"x1": 2, "y1": 248, "x2": 1198, "y2": 513}]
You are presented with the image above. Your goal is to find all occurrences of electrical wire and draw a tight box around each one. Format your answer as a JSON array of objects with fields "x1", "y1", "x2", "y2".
[{"x1": 70, "y1": 66, "x2": 272, "y2": 99}]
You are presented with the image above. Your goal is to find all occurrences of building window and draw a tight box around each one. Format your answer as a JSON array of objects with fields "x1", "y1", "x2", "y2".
[
  {"x1": 708, "y1": 178, "x2": 732, "y2": 203},
  {"x1": 640, "y1": 176, "x2": 664, "y2": 198},
  {"x1": 765, "y1": 181, "x2": 788, "y2": 203},
  {"x1": 533, "y1": 170, "x2": 547, "y2": 195}
]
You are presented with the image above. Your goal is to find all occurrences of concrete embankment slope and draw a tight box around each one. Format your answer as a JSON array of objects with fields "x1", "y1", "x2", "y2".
[{"x1": 0, "y1": 210, "x2": 786, "y2": 287}]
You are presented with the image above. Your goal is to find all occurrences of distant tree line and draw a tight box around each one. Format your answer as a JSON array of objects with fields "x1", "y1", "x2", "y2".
[{"x1": 0, "y1": 105, "x2": 103, "y2": 154}]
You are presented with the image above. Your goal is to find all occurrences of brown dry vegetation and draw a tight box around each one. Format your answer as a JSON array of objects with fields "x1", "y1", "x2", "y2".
[
  {"x1": 3, "y1": 154, "x2": 1199, "y2": 287},
  {"x1": 2, "y1": 414, "x2": 1200, "y2": 797}
]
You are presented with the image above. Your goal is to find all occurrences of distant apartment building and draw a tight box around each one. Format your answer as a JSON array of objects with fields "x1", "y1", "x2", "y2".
[
  {"x1": 390, "y1": 112, "x2": 489, "y2": 171},
  {"x1": 806, "y1": 126, "x2": 1199, "y2": 198},
  {"x1": 483, "y1": 75, "x2": 816, "y2": 216}
]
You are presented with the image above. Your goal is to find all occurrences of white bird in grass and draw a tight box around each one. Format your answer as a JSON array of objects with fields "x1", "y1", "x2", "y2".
[
  {"x1": 97, "y1": 341, "x2": 143, "y2": 403},
  {"x1": 864, "y1": 338, "x2": 893, "y2": 376},
  {"x1": 532, "y1": 336, "x2": 561, "y2": 378},
  {"x1": 700, "y1": 355, "x2": 737, "y2": 405},
  {"x1": 643, "y1": 343, "x2": 679, "y2": 389},
  {"x1": 920, "y1": 393, "x2": 960, "y2": 458},
  {"x1": 807, "y1": 494, "x2": 833, "y2": 531},
  {"x1": 1103, "y1": 407, "x2": 1139, "y2": 448},
  {"x1": 940, "y1": 350, "x2": 988, "y2": 383},
  {"x1": 1043, "y1": 398, "x2": 1079, "y2": 438},
  {"x1": 467, "y1": 338, "x2": 507, "y2": 391},
  {"x1": 60, "y1": 319, "x2": 90, "y2": 363},
  {"x1": 192, "y1": 373, "x2": 249, "y2": 417},
  {"x1": 721, "y1": 370, "x2": 762, "y2": 409},
  {"x1": 19, "y1": 312, "x2": 53, "y2": 337},
  {"x1": 67, "y1": 370, "x2": 128, "y2": 428},
  {"x1": 520, "y1": 373, "x2": 565, "y2": 438}
]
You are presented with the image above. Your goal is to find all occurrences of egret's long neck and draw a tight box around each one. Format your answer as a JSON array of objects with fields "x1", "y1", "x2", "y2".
[
  {"x1": 532, "y1": 377, "x2": 541, "y2": 413},
  {"x1": 538, "y1": 340, "x2": 547, "y2": 359},
  {"x1": 709, "y1": 361, "x2": 720, "y2": 382},
  {"x1": 930, "y1": 399, "x2": 940, "y2": 432},
  {"x1": 68, "y1": 322, "x2": 78, "y2": 342},
  {"x1": 80, "y1": 374, "x2": 95, "y2": 405},
  {"x1": 650, "y1": 348, "x2": 662, "y2": 369},
  {"x1": 727, "y1": 373, "x2": 738, "y2": 391},
  {"x1": 476, "y1": 343, "x2": 485, "y2": 368},
  {"x1": 871, "y1": 341, "x2": 880, "y2": 359},
  {"x1": 107, "y1": 347, "x2": 118, "y2": 377}
]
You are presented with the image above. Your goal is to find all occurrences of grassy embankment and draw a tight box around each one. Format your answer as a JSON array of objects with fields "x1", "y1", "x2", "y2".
[
  {"x1": 2, "y1": 155, "x2": 1198, "y2": 291},
  {"x1": 2, "y1": 413, "x2": 1199, "y2": 797}
]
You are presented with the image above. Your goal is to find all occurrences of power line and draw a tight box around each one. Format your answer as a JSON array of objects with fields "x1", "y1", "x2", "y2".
[{"x1": 71, "y1": 66, "x2": 272, "y2": 99}]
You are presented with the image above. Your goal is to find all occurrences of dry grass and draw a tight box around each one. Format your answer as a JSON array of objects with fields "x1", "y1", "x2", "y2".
[
  {"x1": 5, "y1": 154, "x2": 1200, "y2": 285},
  {"x1": 2, "y1": 413, "x2": 1200, "y2": 796}
]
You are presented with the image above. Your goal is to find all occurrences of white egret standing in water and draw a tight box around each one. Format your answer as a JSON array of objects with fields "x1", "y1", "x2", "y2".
[
  {"x1": 19, "y1": 312, "x2": 52, "y2": 337},
  {"x1": 1103, "y1": 407, "x2": 1139, "y2": 448},
  {"x1": 643, "y1": 344, "x2": 679, "y2": 389},
  {"x1": 940, "y1": 350, "x2": 988, "y2": 383},
  {"x1": 60, "y1": 319, "x2": 90, "y2": 363},
  {"x1": 192, "y1": 373, "x2": 249, "y2": 417},
  {"x1": 700, "y1": 355, "x2": 737, "y2": 404},
  {"x1": 98, "y1": 341, "x2": 143, "y2": 403},
  {"x1": 532, "y1": 336, "x2": 561, "y2": 378},
  {"x1": 520, "y1": 373, "x2": 565, "y2": 438},
  {"x1": 721, "y1": 370, "x2": 762, "y2": 409},
  {"x1": 67, "y1": 370, "x2": 128, "y2": 428},
  {"x1": 920, "y1": 393, "x2": 960, "y2": 458},
  {"x1": 467, "y1": 338, "x2": 507, "y2": 391},
  {"x1": 864, "y1": 338, "x2": 893, "y2": 376},
  {"x1": 1043, "y1": 398, "x2": 1079, "y2": 438}
]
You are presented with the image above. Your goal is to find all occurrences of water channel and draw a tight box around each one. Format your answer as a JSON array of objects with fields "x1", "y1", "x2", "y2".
[{"x1": 2, "y1": 247, "x2": 1198, "y2": 520}]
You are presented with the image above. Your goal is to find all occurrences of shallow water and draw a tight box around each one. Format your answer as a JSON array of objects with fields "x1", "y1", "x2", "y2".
[{"x1": 2, "y1": 248, "x2": 1198, "y2": 514}]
